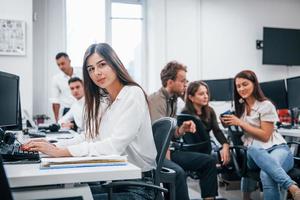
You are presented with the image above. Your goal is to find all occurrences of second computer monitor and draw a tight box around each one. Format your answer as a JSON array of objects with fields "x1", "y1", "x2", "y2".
[
  {"x1": 204, "y1": 78, "x2": 233, "y2": 101},
  {"x1": 287, "y1": 76, "x2": 300, "y2": 109},
  {"x1": 260, "y1": 79, "x2": 288, "y2": 109}
]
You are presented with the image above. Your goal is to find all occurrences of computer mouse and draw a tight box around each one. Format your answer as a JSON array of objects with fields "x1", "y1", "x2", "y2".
[{"x1": 48, "y1": 139, "x2": 58, "y2": 143}]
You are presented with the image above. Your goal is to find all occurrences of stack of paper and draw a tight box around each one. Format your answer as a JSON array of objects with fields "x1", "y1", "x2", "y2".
[{"x1": 40, "y1": 155, "x2": 127, "y2": 169}]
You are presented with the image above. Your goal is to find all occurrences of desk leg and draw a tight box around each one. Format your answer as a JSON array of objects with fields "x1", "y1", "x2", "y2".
[{"x1": 12, "y1": 183, "x2": 93, "y2": 200}]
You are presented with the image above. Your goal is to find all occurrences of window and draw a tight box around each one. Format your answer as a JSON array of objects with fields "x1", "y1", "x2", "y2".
[
  {"x1": 110, "y1": 0, "x2": 145, "y2": 85},
  {"x1": 66, "y1": 0, "x2": 106, "y2": 67},
  {"x1": 66, "y1": 0, "x2": 145, "y2": 85}
]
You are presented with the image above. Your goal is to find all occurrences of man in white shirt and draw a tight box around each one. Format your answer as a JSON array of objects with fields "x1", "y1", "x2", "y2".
[
  {"x1": 58, "y1": 77, "x2": 84, "y2": 132},
  {"x1": 50, "y1": 52, "x2": 82, "y2": 122}
]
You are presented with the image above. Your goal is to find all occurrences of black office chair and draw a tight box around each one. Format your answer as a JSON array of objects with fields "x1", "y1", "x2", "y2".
[
  {"x1": 227, "y1": 125, "x2": 263, "y2": 183},
  {"x1": 0, "y1": 156, "x2": 14, "y2": 200},
  {"x1": 174, "y1": 114, "x2": 232, "y2": 178},
  {"x1": 227, "y1": 126, "x2": 300, "y2": 198},
  {"x1": 175, "y1": 114, "x2": 212, "y2": 154},
  {"x1": 103, "y1": 117, "x2": 177, "y2": 200}
]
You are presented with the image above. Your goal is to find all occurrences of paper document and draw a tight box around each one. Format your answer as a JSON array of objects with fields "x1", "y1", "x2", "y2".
[{"x1": 40, "y1": 155, "x2": 127, "y2": 169}]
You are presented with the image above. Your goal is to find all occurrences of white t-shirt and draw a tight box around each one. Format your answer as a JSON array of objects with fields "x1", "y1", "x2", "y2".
[
  {"x1": 49, "y1": 67, "x2": 82, "y2": 108},
  {"x1": 58, "y1": 97, "x2": 85, "y2": 132},
  {"x1": 65, "y1": 86, "x2": 157, "y2": 172},
  {"x1": 241, "y1": 100, "x2": 286, "y2": 149},
  {"x1": 176, "y1": 97, "x2": 185, "y2": 114}
]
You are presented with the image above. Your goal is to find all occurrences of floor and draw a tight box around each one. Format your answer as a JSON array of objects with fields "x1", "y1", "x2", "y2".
[{"x1": 187, "y1": 176, "x2": 263, "y2": 200}]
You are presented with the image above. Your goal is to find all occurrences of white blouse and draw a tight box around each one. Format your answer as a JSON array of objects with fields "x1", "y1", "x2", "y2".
[
  {"x1": 49, "y1": 67, "x2": 82, "y2": 108},
  {"x1": 58, "y1": 97, "x2": 85, "y2": 132},
  {"x1": 65, "y1": 86, "x2": 157, "y2": 172},
  {"x1": 241, "y1": 100, "x2": 286, "y2": 149}
]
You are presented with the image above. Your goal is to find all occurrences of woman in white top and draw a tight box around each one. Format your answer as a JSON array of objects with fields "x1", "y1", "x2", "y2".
[
  {"x1": 221, "y1": 70, "x2": 300, "y2": 200},
  {"x1": 26, "y1": 43, "x2": 157, "y2": 199}
]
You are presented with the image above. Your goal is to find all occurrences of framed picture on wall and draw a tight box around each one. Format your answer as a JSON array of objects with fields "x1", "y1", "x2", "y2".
[{"x1": 0, "y1": 19, "x2": 26, "y2": 56}]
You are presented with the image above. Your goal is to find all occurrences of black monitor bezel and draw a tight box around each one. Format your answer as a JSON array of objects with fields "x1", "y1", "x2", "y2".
[
  {"x1": 287, "y1": 76, "x2": 300, "y2": 109},
  {"x1": 259, "y1": 79, "x2": 288, "y2": 109},
  {"x1": 204, "y1": 78, "x2": 233, "y2": 101},
  {"x1": 0, "y1": 71, "x2": 20, "y2": 129}
]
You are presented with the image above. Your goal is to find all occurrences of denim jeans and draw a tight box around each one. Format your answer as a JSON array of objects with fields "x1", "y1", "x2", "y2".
[{"x1": 241, "y1": 144, "x2": 294, "y2": 200}]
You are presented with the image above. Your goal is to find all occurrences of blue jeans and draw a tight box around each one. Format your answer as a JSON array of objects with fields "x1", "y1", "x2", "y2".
[{"x1": 241, "y1": 144, "x2": 294, "y2": 200}]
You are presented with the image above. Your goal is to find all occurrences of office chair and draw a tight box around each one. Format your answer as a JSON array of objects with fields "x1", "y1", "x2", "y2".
[
  {"x1": 175, "y1": 114, "x2": 213, "y2": 153},
  {"x1": 227, "y1": 126, "x2": 300, "y2": 199},
  {"x1": 174, "y1": 114, "x2": 230, "y2": 178},
  {"x1": 0, "y1": 156, "x2": 14, "y2": 200},
  {"x1": 103, "y1": 117, "x2": 177, "y2": 200}
]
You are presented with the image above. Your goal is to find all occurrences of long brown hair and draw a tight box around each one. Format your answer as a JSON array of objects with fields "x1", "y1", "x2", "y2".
[
  {"x1": 184, "y1": 80, "x2": 211, "y2": 122},
  {"x1": 82, "y1": 43, "x2": 147, "y2": 139},
  {"x1": 233, "y1": 70, "x2": 267, "y2": 117}
]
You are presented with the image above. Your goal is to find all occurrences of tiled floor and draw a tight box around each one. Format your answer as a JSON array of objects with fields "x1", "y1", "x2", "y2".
[{"x1": 187, "y1": 177, "x2": 263, "y2": 200}]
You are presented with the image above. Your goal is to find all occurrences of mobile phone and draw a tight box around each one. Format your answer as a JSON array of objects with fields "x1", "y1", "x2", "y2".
[{"x1": 220, "y1": 110, "x2": 234, "y2": 117}]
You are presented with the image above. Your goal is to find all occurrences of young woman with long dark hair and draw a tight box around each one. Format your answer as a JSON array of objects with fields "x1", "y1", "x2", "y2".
[
  {"x1": 25, "y1": 43, "x2": 157, "y2": 199},
  {"x1": 182, "y1": 80, "x2": 230, "y2": 164},
  {"x1": 221, "y1": 70, "x2": 300, "y2": 200}
]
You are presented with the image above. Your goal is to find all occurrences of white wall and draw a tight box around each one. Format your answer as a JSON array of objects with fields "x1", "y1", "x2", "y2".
[
  {"x1": 147, "y1": 0, "x2": 202, "y2": 92},
  {"x1": 0, "y1": 0, "x2": 33, "y2": 116},
  {"x1": 33, "y1": 0, "x2": 66, "y2": 120},
  {"x1": 201, "y1": 0, "x2": 300, "y2": 81},
  {"x1": 147, "y1": 0, "x2": 300, "y2": 93},
  {"x1": 2, "y1": 0, "x2": 300, "y2": 118}
]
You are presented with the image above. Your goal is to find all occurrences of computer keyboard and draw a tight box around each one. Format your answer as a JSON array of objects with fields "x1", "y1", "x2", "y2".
[
  {"x1": 45, "y1": 130, "x2": 71, "y2": 134},
  {"x1": 28, "y1": 129, "x2": 46, "y2": 138},
  {"x1": 0, "y1": 143, "x2": 40, "y2": 164}
]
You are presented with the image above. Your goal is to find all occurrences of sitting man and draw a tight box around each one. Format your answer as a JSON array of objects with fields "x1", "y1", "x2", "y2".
[
  {"x1": 149, "y1": 61, "x2": 219, "y2": 200},
  {"x1": 58, "y1": 77, "x2": 84, "y2": 132}
]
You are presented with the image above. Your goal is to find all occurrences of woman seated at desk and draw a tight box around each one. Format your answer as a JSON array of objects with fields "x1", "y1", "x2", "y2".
[{"x1": 24, "y1": 43, "x2": 157, "y2": 200}]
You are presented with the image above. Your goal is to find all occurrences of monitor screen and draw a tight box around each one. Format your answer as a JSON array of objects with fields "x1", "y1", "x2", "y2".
[
  {"x1": 0, "y1": 71, "x2": 20, "y2": 129},
  {"x1": 263, "y1": 27, "x2": 300, "y2": 66},
  {"x1": 204, "y1": 78, "x2": 233, "y2": 101},
  {"x1": 287, "y1": 76, "x2": 300, "y2": 109},
  {"x1": 260, "y1": 79, "x2": 288, "y2": 109}
]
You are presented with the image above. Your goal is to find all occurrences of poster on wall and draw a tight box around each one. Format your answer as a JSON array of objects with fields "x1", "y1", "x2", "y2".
[{"x1": 0, "y1": 19, "x2": 26, "y2": 56}]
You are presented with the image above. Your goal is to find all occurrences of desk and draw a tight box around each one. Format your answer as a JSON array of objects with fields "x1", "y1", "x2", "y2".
[
  {"x1": 277, "y1": 128, "x2": 300, "y2": 138},
  {"x1": 5, "y1": 161, "x2": 141, "y2": 200},
  {"x1": 4, "y1": 131, "x2": 142, "y2": 200}
]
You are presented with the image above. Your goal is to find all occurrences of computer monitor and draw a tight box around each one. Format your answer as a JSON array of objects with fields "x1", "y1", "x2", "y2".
[
  {"x1": 260, "y1": 79, "x2": 288, "y2": 109},
  {"x1": 287, "y1": 76, "x2": 300, "y2": 109},
  {"x1": 204, "y1": 78, "x2": 233, "y2": 101},
  {"x1": 0, "y1": 71, "x2": 21, "y2": 131},
  {"x1": 263, "y1": 27, "x2": 300, "y2": 66}
]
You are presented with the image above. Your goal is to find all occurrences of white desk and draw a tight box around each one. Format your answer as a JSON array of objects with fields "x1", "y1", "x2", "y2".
[
  {"x1": 277, "y1": 128, "x2": 300, "y2": 138},
  {"x1": 4, "y1": 131, "x2": 142, "y2": 200},
  {"x1": 5, "y1": 162, "x2": 141, "y2": 200}
]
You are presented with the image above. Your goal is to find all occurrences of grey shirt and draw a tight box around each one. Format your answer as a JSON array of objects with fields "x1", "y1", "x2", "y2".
[{"x1": 148, "y1": 87, "x2": 178, "y2": 122}]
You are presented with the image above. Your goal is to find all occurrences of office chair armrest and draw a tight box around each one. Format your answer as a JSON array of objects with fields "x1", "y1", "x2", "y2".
[
  {"x1": 229, "y1": 145, "x2": 248, "y2": 177},
  {"x1": 171, "y1": 140, "x2": 210, "y2": 152},
  {"x1": 102, "y1": 181, "x2": 168, "y2": 193},
  {"x1": 160, "y1": 166, "x2": 176, "y2": 183},
  {"x1": 287, "y1": 141, "x2": 300, "y2": 161},
  {"x1": 287, "y1": 141, "x2": 300, "y2": 146},
  {"x1": 181, "y1": 141, "x2": 209, "y2": 150}
]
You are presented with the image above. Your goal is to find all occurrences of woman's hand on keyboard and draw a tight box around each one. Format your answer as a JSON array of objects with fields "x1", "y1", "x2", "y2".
[{"x1": 24, "y1": 140, "x2": 72, "y2": 157}]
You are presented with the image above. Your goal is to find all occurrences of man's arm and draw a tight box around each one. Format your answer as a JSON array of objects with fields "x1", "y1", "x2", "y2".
[
  {"x1": 58, "y1": 107, "x2": 75, "y2": 129},
  {"x1": 52, "y1": 103, "x2": 60, "y2": 123}
]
